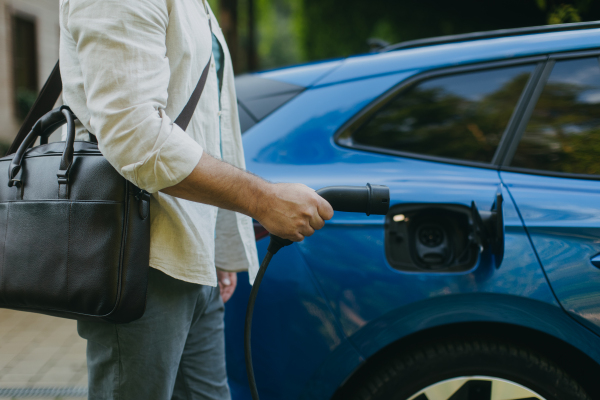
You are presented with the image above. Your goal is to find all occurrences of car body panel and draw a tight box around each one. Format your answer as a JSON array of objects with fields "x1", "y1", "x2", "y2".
[
  {"x1": 225, "y1": 242, "x2": 351, "y2": 400},
  {"x1": 296, "y1": 171, "x2": 557, "y2": 338},
  {"x1": 501, "y1": 171, "x2": 600, "y2": 335}
]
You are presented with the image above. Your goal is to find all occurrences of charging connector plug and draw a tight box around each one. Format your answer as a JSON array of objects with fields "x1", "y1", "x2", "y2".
[{"x1": 267, "y1": 234, "x2": 293, "y2": 255}]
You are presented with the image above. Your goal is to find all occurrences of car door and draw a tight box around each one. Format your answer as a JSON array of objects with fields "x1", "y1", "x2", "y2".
[{"x1": 499, "y1": 50, "x2": 600, "y2": 335}]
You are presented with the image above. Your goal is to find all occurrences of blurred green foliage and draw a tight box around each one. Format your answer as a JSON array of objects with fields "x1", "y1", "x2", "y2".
[
  {"x1": 209, "y1": 0, "x2": 305, "y2": 70},
  {"x1": 302, "y1": 0, "x2": 547, "y2": 60},
  {"x1": 15, "y1": 88, "x2": 37, "y2": 121},
  {"x1": 256, "y1": 0, "x2": 304, "y2": 68},
  {"x1": 301, "y1": 0, "x2": 600, "y2": 61},
  {"x1": 536, "y1": 0, "x2": 594, "y2": 24},
  {"x1": 212, "y1": 0, "x2": 600, "y2": 72}
]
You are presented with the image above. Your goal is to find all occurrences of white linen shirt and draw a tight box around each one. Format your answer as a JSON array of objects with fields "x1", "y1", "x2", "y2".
[{"x1": 59, "y1": 0, "x2": 260, "y2": 286}]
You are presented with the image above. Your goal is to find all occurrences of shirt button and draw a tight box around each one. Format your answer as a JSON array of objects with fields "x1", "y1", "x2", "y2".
[{"x1": 217, "y1": 111, "x2": 222, "y2": 116}]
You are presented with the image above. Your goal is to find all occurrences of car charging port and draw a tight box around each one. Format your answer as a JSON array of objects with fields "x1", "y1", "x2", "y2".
[{"x1": 386, "y1": 204, "x2": 481, "y2": 272}]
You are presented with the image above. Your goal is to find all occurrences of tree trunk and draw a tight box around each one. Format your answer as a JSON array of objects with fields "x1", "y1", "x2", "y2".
[
  {"x1": 247, "y1": 0, "x2": 258, "y2": 71},
  {"x1": 220, "y1": 0, "x2": 239, "y2": 71}
]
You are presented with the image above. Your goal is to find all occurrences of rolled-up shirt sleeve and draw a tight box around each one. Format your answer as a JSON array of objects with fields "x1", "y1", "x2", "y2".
[{"x1": 64, "y1": 0, "x2": 203, "y2": 193}]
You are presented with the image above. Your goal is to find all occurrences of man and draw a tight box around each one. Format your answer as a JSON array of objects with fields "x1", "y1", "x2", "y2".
[{"x1": 59, "y1": 0, "x2": 334, "y2": 399}]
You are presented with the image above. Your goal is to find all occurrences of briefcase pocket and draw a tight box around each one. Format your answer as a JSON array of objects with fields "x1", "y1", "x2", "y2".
[{"x1": 0, "y1": 201, "x2": 124, "y2": 316}]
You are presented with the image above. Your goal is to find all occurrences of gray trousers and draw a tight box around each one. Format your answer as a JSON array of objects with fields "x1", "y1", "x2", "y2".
[{"x1": 78, "y1": 267, "x2": 231, "y2": 400}]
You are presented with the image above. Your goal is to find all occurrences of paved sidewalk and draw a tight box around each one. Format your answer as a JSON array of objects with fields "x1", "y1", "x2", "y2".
[{"x1": 0, "y1": 309, "x2": 87, "y2": 399}]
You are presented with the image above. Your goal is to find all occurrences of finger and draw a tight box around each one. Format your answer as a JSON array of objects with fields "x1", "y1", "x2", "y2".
[
  {"x1": 317, "y1": 197, "x2": 334, "y2": 220},
  {"x1": 286, "y1": 231, "x2": 304, "y2": 242},
  {"x1": 221, "y1": 272, "x2": 235, "y2": 286},
  {"x1": 309, "y1": 208, "x2": 325, "y2": 231},
  {"x1": 225, "y1": 274, "x2": 237, "y2": 303},
  {"x1": 223, "y1": 285, "x2": 235, "y2": 303},
  {"x1": 229, "y1": 273, "x2": 238, "y2": 290},
  {"x1": 222, "y1": 291, "x2": 231, "y2": 303},
  {"x1": 298, "y1": 224, "x2": 315, "y2": 238}
]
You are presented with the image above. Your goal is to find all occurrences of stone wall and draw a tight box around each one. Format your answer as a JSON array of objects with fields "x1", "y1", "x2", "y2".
[{"x1": 0, "y1": 0, "x2": 59, "y2": 145}]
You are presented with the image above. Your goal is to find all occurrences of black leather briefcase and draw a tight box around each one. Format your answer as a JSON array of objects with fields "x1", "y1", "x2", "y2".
[
  {"x1": 0, "y1": 37, "x2": 211, "y2": 322},
  {"x1": 0, "y1": 106, "x2": 150, "y2": 323}
]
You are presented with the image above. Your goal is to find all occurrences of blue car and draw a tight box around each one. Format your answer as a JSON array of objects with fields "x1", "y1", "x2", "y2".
[{"x1": 225, "y1": 22, "x2": 600, "y2": 400}]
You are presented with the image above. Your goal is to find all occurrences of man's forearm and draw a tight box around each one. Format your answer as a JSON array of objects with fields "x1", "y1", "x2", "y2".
[
  {"x1": 161, "y1": 153, "x2": 268, "y2": 221},
  {"x1": 161, "y1": 152, "x2": 334, "y2": 242}
]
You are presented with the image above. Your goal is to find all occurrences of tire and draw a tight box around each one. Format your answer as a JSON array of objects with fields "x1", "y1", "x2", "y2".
[{"x1": 347, "y1": 340, "x2": 590, "y2": 400}]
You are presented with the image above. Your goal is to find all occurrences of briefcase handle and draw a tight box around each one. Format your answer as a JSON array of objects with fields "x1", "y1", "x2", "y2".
[{"x1": 8, "y1": 106, "x2": 76, "y2": 194}]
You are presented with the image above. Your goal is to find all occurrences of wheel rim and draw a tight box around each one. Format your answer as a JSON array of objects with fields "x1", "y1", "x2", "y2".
[{"x1": 406, "y1": 375, "x2": 546, "y2": 400}]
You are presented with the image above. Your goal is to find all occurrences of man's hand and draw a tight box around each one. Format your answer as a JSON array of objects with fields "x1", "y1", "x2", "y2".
[
  {"x1": 254, "y1": 183, "x2": 334, "y2": 242},
  {"x1": 217, "y1": 270, "x2": 237, "y2": 303},
  {"x1": 162, "y1": 154, "x2": 334, "y2": 242}
]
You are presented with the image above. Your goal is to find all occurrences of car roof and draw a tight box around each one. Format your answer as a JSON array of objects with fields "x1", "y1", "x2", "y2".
[
  {"x1": 382, "y1": 21, "x2": 600, "y2": 52},
  {"x1": 259, "y1": 21, "x2": 600, "y2": 88}
]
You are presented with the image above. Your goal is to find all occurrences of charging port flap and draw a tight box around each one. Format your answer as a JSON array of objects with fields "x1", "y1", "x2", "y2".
[
  {"x1": 385, "y1": 196, "x2": 504, "y2": 273},
  {"x1": 471, "y1": 192, "x2": 504, "y2": 269}
]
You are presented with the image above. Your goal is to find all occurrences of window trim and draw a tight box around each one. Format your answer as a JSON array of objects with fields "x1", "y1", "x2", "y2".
[
  {"x1": 334, "y1": 55, "x2": 548, "y2": 169},
  {"x1": 500, "y1": 166, "x2": 600, "y2": 181},
  {"x1": 500, "y1": 48, "x2": 600, "y2": 180},
  {"x1": 496, "y1": 60, "x2": 555, "y2": 167}
]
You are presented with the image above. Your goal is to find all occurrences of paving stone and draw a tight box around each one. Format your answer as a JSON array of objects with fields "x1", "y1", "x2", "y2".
[
  {"x1": 0, "y1": 310, "x2": 87, "y2": 389},
  {"x1": 32, "y1": 375, "x2": 76, "y2": 386},
  {"x1": 6, "y1": 398, "x2": 84, "y2": 400},
  {"x1": 0, "y1": 374, "x2": 32, "y2": 385},
  {"x1": 5, "y1": 361, "x2": 43, "y2": 375},
  {"x1": 72, "y1": 373, "x2": 88, "y2": 387}
]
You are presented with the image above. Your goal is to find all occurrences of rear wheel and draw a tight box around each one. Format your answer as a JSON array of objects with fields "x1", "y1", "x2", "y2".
[{"x1": 347, "y1": 340, "x2": 590, "y2": 400}]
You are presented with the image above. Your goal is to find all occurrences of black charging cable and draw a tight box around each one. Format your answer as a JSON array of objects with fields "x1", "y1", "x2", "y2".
[
  {"x1": 244, "y1": 184, "x2": 390, "y2": 400},
  {"x1": 244, "y1": 235, "x2": 292, "y2": 400}
]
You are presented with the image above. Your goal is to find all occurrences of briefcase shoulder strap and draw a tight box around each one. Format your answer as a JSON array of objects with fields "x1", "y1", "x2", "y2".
[
  {"x1": 175, "y1": 18, "x2": 213, "y2": 131},
  {"x1": 7, "y1": 17, "x2": 214, "y2": 155},
  {"x1": 6, "y1": 62, "x2": 62, "y2": 155}
]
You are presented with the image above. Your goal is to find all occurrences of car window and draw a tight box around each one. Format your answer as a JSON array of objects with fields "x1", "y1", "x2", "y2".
[
  {"x1": 510, "y1": 57, "x2": 600, "y2": 175},
  {"x1": 347, "y1": 64, "x2": 535, "y2": 163},
  {"x1": 235, "y1": 75, "x2": 304, "y2": 133}
]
